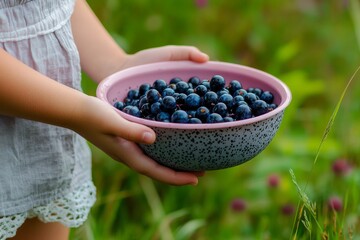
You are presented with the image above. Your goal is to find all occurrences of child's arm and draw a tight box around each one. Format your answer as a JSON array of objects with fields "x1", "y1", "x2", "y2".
[
  {"x1": 67, "y1": 0, "x2": 208, "y2": 184},
  {"x1": 0, "y1": 48, "x2": 202, "y2": 186},
  {"x1": 71, "y1": 0, "x2": 209, "y2": 82}
]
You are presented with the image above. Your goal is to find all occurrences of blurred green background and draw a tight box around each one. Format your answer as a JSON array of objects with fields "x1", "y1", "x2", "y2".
[{"x1": 73, "y1": 0, "x2": 360, "y2": 239}]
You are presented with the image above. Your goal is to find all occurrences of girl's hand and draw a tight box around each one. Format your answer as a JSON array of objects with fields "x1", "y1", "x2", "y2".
[
  {"x1": 120, "y1": 45, "x2": 209, "y2": 70},
  {"x1": 75, "y1": 96, "x2": 204, "y2": 186}
]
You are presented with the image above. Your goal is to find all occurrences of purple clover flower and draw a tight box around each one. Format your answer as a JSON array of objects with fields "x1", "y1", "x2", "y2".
[
  {"x1": 267, "y1": 174, "x2": 280, "y2": 188},
  {"x1": 230, "y1": 198, "x2": 246, "y2": 213},
  {"x1": 281, "y1": 203, "x2": 295, "y2": 216},
  {"x1": 195, "y1": 0, "x2": 208, "y2": 9},
  {"x1": 332, "y1": 158, "x2": 352, "y2": 177},
  {"x1": 328, "y1": 196, "x2": 343, "y2": 212}
]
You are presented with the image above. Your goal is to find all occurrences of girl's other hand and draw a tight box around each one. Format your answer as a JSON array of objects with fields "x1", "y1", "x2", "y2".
[{"x1": 120, "y1": 45, "x2": 209, "y2": 70}]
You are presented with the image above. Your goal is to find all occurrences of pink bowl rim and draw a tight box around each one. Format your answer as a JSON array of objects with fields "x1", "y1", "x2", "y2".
[{"x1": 97, "y1": 61, "x2": 292, "y2": 130}]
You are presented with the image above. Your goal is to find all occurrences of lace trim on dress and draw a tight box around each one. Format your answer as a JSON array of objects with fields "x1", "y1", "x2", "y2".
[{"x1": 0, "y1": 181, "x2": 96, "y2": 240}]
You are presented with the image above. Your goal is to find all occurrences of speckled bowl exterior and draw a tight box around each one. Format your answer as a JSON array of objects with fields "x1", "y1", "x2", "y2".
[{"x1": 97, "y1": 61, "x2": 291, "y2": 171}]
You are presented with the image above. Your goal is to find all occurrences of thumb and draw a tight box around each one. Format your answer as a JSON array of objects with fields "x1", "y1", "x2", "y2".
[
  {"x1": 81, "y1": 97, "x2": 156, "y2": 145},
  {"x1": 166, "y1": 46, "x2": 209, "y2": 62},
  {"x1": 112, "y1": 114, "x2": 156, "y2": 144}
]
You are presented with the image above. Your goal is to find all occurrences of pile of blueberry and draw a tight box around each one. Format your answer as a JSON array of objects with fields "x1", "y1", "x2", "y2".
[{"x1": 113, "y1": 75, "x2": 277, "y2": 124}]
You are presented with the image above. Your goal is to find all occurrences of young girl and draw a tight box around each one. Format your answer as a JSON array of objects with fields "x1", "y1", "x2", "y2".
[{"x1": 0, "y1": 0, "x2": 208, "y2": 239}]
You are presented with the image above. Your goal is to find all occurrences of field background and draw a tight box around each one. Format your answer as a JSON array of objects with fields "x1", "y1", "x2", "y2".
[{"x1": 72, "y1": 1, "x2": 360, "y2": 239}]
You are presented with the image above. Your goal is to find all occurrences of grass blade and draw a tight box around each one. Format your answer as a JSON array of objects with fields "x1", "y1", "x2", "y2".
[
  {"x1": 291, "y1": 65, "x2": 360, "y2": 238},
  {"x1": 350, "y1": 0, "x2": 360, "y2": 51}
]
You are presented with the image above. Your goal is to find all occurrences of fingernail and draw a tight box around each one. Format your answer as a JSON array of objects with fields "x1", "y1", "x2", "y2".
[
  {"x1": 191, "y1": 179, "x2": 199, "y2": 186},
  {"x1": 142, "y1": 131, "x2": 154, "y2": 143},
  {"x1": 201, "y1": 53, "x2": 209, "y2": 60}
]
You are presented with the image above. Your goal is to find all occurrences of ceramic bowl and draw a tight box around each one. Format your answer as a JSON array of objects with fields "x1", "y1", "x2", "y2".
[{"x1": 96, "y1": 61, "x2": 291, "y2": 171}]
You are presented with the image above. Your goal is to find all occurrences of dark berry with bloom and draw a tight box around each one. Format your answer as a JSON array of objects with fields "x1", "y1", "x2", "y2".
[
  {"x1": 146, "y1": 89, "x2": 161, "y2": 104},
  {"x1": 153, "y1": 79, "x2": 167, "y2": 93},
  {"x1": 188, "y1": 76, "x2": 201, "y2": 87},
  {"x1": 113, "y1": 101, "x2": 125, "y2": 111},
  {"x1": 206, "y1": 113, "x2": 224, "y2": 123},
  {"x1": 162, "y1": 96, "x2": 177, "y2": 112},
  {"x1": 123, "y1": 106, "x2": 141, "y2": 117},
  {"x1": 171, "y1": 110, "x2": 189, "y2": 123},
  {"x1": 210, "y1": 75, "x2": 226, "y2": 92}
]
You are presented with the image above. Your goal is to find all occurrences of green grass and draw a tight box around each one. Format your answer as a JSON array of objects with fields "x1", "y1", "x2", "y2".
[{"x1": 71, "y1": 1, "x2": 360, "y2": 239}]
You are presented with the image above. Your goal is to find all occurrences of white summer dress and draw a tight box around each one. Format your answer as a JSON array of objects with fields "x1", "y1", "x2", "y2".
[{"x1": 0, "y1": 0, "x2": 96, "y2": 239}]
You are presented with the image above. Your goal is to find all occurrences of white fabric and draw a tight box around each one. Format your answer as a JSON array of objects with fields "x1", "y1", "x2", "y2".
[
  {"x1": 0, "y1": 0, "x2": 94, "y2": 219},
  {"x1": 0, "y1": 181, "x2": 96, "y2": 240}
]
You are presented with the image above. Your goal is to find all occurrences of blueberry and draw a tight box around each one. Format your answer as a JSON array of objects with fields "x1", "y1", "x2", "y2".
[
  {"x1": 187, "y1": 110, "x2": 197, "y2": 118},
  {"x1": 195, "y1": 106, "x2": 210, "y2": 122},
  {"x1": 123, "y1": 106, "x2": 141, "y2": 117},
  {"x1": 204, "y1": 91, "x2": 218, "y2": 107},
  {"x1": 260, "y1": 91, "x2": 274, "y2": 104},
  {"x1": 206, "y1": 113, "x2": 224, "y2": 123},
  {"x1": 169, "y1": 77, "x2": 182, "y2": 85},
  {"x1": 153, "y1": 79, "x2": 167, "y2": 93},
  {"x1": 175, "y1": 81, "x2": 190, "y2": 93},
  {"x1": 232, "y1": 100, "x2": 248, "y2": 112},
  {"x1": 146, "y1": 89, "x2": 161, "y2": 104},
  {"x1": 189, "y1": 118, "x2": 202, "y2": 124},
  {"x1": 233, "y1": 89, "x2": 247, "y2": 97},
  {"x1": 124, "y1": 97, "x2": 132, "y2": 106},
  {"x1": 228, "y1": 80, "x2": 242, "y2": 94},
  {"x1": 127, "y1": 89, "x2": 139, "y2": 100},
  {"x1": 252, "y1": 100, "x2": 269, "y2": 116},
  {"x1": 162, "y1": 96, "x2": 177, "y2": 112},
  {"x1": 223, "y1": 116, "x2": 234, "y2": 122},
  {"x1": 150, "y1": 102, "x2": 162, "y2": 115},
  {"x1": 217, "y1": 89, "x2": 229, "y2": 97},
  {"x1": 212, "y1": 102, "x2": 228, "y2": 117},
  {"x1": 243, "y1": 92, "x2": 259, "y2": 107},
  {"x1": 185, "y1": 93, "x2": 201, "y2": 109},
  {"x1": 175, "y1": 93, "x2": 187, "y2": 105},
  {"x1": 130, "y1": 99, "x2": 139, "y2": 107},
  {"x1": 201, "y1": 80, "x2": 210, "y2": 90},
  {"x1": 138, "y1": 97, "x2": 148, "y2": 109},
  {"x1": 156, "y1": 111, "x2": 171, "y2": 122},
  {"x1": 140, "y1": 103, "x2": 151, "y2": 117},
  {"x1": 185, "y1": 88, "x2": 195, "y2": 95},
  {"x1": 252, "y1": 88, "x2": 263, "y2": 97},
  {"x1": 162, "y1": 88, "x2": 175, "y2": 97},
  {"x1": 168, "y1": 83, "x2": 177, "y2": 91},
  {"x1": 139, "y1": 83, "x2": 151, "y2": 96},
  {"x1": 171, "y1": 110, "x2": 189, "y2": 123},
  {"x1": 247, "y1": 87, "x2": 255, "y2": 93},
  {"x1": 234, "y1": 105, "x2": 252, "y2": 120},
  {"x1": 188, "y1": 76, "x2": 201, "y2": 87},
  {"x1": 268, "y1": 103, "x2": 278, "y2": 110},
  {"x1": 194, "y1": 84, "x2": 208, "y2": 96},
  {"x1": 210, "y1": 75, "x2": 226, "y2": 92},
  {"x1": 113, "y1": 101, "x2": 125, "y2": 110},
  {"x1": 218, "y1": 93, "x2": 234, "y2": 109},
  {"x1": 233, "y1": 95, "x2": 244, "y2": 103}
]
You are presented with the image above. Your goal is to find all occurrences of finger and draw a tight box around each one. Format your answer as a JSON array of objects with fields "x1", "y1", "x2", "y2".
[
  {"x1": 116, "y1": 138, "x2": 200, "y2": 186},
  {"x1": 112, "y1": 114, "x2": 156, "y2": 144},
  {"x1": 192, "y1": 171, "x2": 206, "y2": 177},
  {"x1": 167, "y1": 46, "x2": 209, "y2": 63}
]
